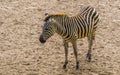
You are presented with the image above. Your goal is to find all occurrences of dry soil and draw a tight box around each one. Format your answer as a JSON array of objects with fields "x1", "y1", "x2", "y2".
[{"x1": 0, "y1": 0, "x2": 120, "y2": 75}]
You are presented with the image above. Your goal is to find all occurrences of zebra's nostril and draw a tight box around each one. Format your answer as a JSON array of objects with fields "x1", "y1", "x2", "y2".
[{"x1": 39, "y1": 35, "x2": 46, "y2": 43}]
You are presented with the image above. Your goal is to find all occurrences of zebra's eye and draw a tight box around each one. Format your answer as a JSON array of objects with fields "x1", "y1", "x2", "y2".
[{"x1": 45, "y1": 28, "x2": 48, "y2": 30}]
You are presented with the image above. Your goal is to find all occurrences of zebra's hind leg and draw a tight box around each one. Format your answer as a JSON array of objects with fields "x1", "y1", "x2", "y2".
[
  {"x1": 72, "y1": 41, "x2": 79, "y2": 70},
  {"x1": 87, "y1": 33, "x2": 95, "y2": 62},
  {"x1": 63, "y1": 41, "x2": 68, "y2": 69}
]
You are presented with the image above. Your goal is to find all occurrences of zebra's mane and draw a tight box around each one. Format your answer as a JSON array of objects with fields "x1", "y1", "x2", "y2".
[
  {"x1": 44, "y1": 13, "x2": 68, "y2": 22},
  {"x1": 44, "y1": 6, "x2": 94, "y2": 22}
]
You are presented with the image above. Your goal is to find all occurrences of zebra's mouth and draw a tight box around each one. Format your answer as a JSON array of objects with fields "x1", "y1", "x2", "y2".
[{"x1": 39, "y1": 35, "x2": 46, "y2": 43}]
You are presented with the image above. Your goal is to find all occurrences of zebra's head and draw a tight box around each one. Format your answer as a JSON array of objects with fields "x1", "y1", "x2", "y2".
[{"x1": 40, "y1": 14, "x2": 56, "y2": 43}]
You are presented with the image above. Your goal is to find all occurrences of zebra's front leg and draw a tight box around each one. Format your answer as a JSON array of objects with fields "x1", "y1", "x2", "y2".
[
  {"x1": 87, "y1": 35, "x2": 94, "y2": 62},
  {"x1": 63, "y1": 41, "x2": 68, "y2": 69},
  {"x1": 72, "y1": 41, "x2": 79, "y2": 70}
]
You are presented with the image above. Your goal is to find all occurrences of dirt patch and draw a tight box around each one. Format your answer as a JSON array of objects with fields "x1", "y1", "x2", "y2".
[{"x1": 0, "y1": 0, "x2": 120, "y2": 75}]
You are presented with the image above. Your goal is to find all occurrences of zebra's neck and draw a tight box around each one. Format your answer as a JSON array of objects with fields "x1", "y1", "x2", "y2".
[
  {"x1": 52, "y1": 14, "x2": 85, "y2": 39},
  {"x1": 52, "y1": 15, "x2": 70, "y2": 36},
  {"x1": 52, "y1": 14, "x2": 83, "y2": 37}
]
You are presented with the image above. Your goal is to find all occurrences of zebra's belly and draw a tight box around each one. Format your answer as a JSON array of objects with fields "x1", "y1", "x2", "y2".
[
  {"x1": 61, "y1": 30, "x2": 92, "y2": 42},
  {"x1": 64, "y1": 33, "x2": 92, "y2": 42}
]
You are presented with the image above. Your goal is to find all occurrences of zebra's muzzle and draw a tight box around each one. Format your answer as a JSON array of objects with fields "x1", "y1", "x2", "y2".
[{"x1": 39, "y1": 35, "x2": 46, "y2": 43}]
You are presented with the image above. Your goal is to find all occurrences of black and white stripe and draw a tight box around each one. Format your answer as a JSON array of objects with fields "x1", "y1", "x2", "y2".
[{"x1": 39, "y1": 6, "x2": 99, "y2": 69}]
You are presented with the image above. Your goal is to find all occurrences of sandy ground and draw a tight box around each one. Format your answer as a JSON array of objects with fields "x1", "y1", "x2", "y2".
[{"x1": 0, "y1": 0, "x2": 120, "y2": 75}]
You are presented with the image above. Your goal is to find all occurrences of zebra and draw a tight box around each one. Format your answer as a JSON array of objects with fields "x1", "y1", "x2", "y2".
[{"x1": 39, "y1": 6, "x2": 99, "y2": 69}]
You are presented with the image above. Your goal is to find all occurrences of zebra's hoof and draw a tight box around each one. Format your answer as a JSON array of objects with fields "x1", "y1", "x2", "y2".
[
  {"x1": 86, "y1": 53, "x2": 91, "y2": 62},
  {"x1": 63, "y1": 64, "x2": 66, "y2": 69},
  {"x1": 63, "y1": 61, "x2": 68, "y2": 69},
  {"x1": 76, "y1": 62, "x2": 79, "y2": 70},
  {"x1": 76, "y1": 65, "x2": 79, "y2": 70}
]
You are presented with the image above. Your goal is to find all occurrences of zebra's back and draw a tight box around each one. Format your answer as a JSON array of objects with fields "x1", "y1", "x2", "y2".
[{"x1": 62, "y1": 6, "x2": 99, "y2": 42}]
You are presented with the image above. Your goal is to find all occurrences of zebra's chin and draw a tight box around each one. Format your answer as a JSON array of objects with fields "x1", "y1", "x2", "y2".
[{"x1": 39, "y1": 35, "x2": 46, "y2": 43}]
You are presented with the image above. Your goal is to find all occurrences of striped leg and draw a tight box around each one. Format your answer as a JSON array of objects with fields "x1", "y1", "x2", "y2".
[
  {"x1": 72, "y1": 41, "x2": 79, "y2": 70},
  {"x1": 63, "y1": 41, "x2": 68, "y2": 69},
  {"x1": 87, "y1": 33, "x2": 95, "y2": 62}
]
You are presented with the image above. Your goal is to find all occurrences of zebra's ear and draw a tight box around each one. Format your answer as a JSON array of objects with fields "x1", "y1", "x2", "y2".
[
  {"x1": 44, "y1": 13, "x2": 50, "y2": 21},
  {"x1": 45, "y1": 13, "x2": 49, "y2": 16}
]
